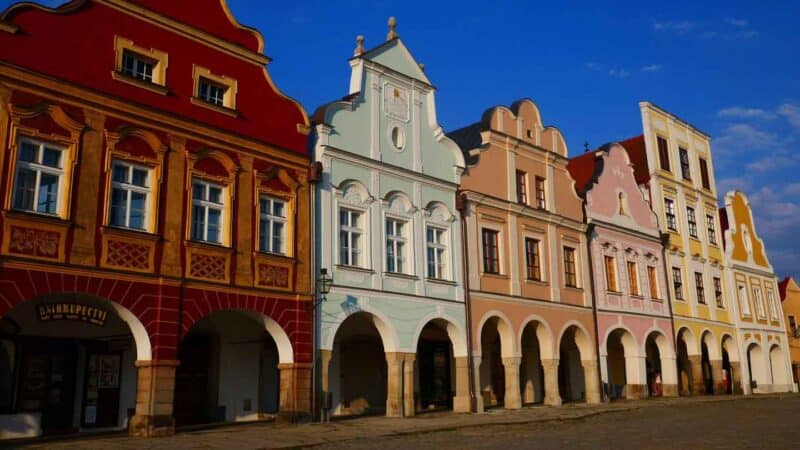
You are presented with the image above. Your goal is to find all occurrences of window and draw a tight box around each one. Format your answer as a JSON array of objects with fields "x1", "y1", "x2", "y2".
[
  {"x1": 713, "y1": 277, "x2": 723, "y2": 308},
  {"x1": 695, "y1": 272, "x2": 706, "y2": 304},
  {"x1": 426, "y1": 227, "x2": 447, "y2": 279},
  {"x1": 687, "y1": 207, "x2": 698, "y2": 238},
  {"x1": 738, "y1": 284, "x2": 751, "y2": 316},
  {"x1": 516, "y1": 170, "x2": 528, "y2": 205},
  {"x1": 564, "y1": 246, "x2": 578, "y2": 288},
  {"x1": 121, "y1": 50, "x2": 155, "y2": 83},
  {"x1": 672, "y1": 267, "x2": 684, "y2": 300},
  {"x1": 604, "y1": 256, "x2": 618, "y2": 292},
  {"x1": 648, "y1": 266, "x2": 659, "y2": 299},
  {"x1": 664, "y1": 198, "x2": 677, "y2": 231},
  {"x1": 191, "y1": 179, "x2": 225, "y2": 244},
  {"x1": 753, "y1": 287, "x2": 766, "y2": 318},
  {"x1": 706, "y1": 215, "x2": 717, "y2": 245},
  {"x1": 385, "y1": 218, "x2": 407, "y2": 273},
  {"x1": 339, "y1": 209, "x2": 362, "y2": 267},
  {"x1": 679, "y1": 147, "x2": 691, "y2": 181},
  {"x1": 535, "y1": 177, "x2": 546, "y2": 209},
  {"x1": 199, "y1": 77, "x2": 227, "y2": 107},
  {"x1": 482, "y1": 229, "x2": 500, "y2": 274},
  {"x1": 789, "y1": 316, "x2": 797, "y2": 333},
  {"x1": 524, "y1": 238, "x2": 542, "y2": 281},
  {"x1": 767, "y1": 290, "x2": 778, "y2": 320},
  {"x1": 13, "y1": 138, "x2": 64, "y2": 216},
  {"x1": 618, "y1": 192, "x2": 627, "y2": 216},
  {"x1": 699, "y1": 158, "x2": 711, "y2": 190},
  {"x1": 259, "y1": 196, "x2": 287, "y2": 254},
  {"x1": 628, "y1": 262, "x2": 640, "y2": 296},
  {"x1": 657, "y1": 136, "x2": 670, "y2": 171},
  {"x1": 109, "y1": 160, "x2": 151, "y2": 230}
]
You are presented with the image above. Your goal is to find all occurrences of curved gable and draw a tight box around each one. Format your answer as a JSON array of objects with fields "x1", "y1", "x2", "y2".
[
  {"x1": 485, "y1": 99, "x2": 568, "y2": 157},
  {"x1": 724, "y1": 191, "x2": 771, "y2": 268}
]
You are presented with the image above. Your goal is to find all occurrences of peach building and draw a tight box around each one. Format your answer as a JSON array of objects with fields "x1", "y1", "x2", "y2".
[
  {"x1": 450, "y1": 99, "x2": 600, "y2": 411},
  {"x1": 779, "y1": 277, "x2": 800, "y2": 386},
  {"x1": 568, "y1": 144, "x2": 677, "y2": 400}
]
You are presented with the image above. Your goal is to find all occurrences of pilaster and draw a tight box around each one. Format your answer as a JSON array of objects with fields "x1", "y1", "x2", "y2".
[
  {"x1": 161, "y1": 137, "x2": 187, "y2": 277},
  {"x1": 403, "y1": 353, "x2": 415, "y2": 417},
  {"x1": 385, "y1": 352, "x2": 404, "y2": 417},
  {"x1": 235, "y1": 155, "x2": 254, "y2": 286},
  {"x1": 69, "y1": 109, "x2": 105, "y2": 266},
  {"x1": 129, "y1": 360, "x2": 178, "y2": 437},
  {"x1": 710, "y1": 359, "x2": 726, "y2": 395},
  {"x1": 453, "y1": 356, "x2": 472, "y2": 413},
  {"x1": 541, "y1": 358, "x2": 562, "y2": 406},
  {"x1": 688, "y1": 355, "x2": 705, "y2": 395},
  {"x1": 502, "y1": 356, "x2": 522, "y2": 409},
  {"x1": 582, "y1": 360, "x2": 602, "y2": 404},
  {"x1": 278, "y1": 362, "x2": 312, "y2": 423}
]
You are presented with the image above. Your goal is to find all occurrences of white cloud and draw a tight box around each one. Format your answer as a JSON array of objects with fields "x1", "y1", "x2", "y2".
[
  {"x1": 585, "y1": 62, "x2": 602, "y2": 71},
  {"x1": 785, "y1": 183, "x2": 800, "y2": 196},
  {"x1": 746, "y1": 155, "x2": 800, "y2": 173},
  {"x1": 653, "y1": 21, "x2": 694, "y2": 34},
  {"x1": 713, "y1": 123, "x2": 776, "y2": 155},
  {"x1": 608, "y1": 68, "x2": 630, "y2": 78},
  {"x1": 641, "y1": 64, "x2": 662, "y2": 72},
  {"x1": 717, "y1": 107, "x2": 775, "y2": 119},
  {"x1": 724, "y1": 18, "x2": 749, "y2": 27},
  {"x1": 654, "y1": 18, "x2": 758, "y2": 41},
  {"x1": 778, "y1": 103, "x2": 800, "y2": 130},
  {"x1": 716, "y1": 177, "x2": 752, "y2": 196}
]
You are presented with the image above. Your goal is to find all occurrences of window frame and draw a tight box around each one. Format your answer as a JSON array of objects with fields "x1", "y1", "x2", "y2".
[
  {"x1": 516, "y1": 170, "x2": 528, "y2": 205},
  {"x1": 426, "y1": 225, "x2": 449, "y2": 280},
  {"x1": 713, "y1": 277, "x2": 724, "y2": 308},
  {"x1": 535, "y1": 176, "x2": 547, "y2": 210},
  {"x1": 12, "y1": 137, "x2": 66, "y2": 217},
  {"x1": 789, "y1": 315, "x2": 797, "y2": 333},
  {"x1": 113, "y1": 36, "x2": 169, "y2": 91},
  {"x1": 524, "y1": 237, "x2": 542, "y2": 282},
  {"x1": 385, "y1": 216, "x2": 408, "y2": 274},
  {"x1": 604, "y1": 255, "x2": 618, "y2": 292},
  {"x1": 192, "y1": 66, "x2": 238, "y2": 112},
  {"x1": 695, "y1": 272, "x2": 706, "y2": 305},
  {"x1": 647, "y1": 266, "x2": 660, "y2": 299},
  {"x1": 339, "y1": 207, "x2": 364, "y2": 268},
  {"x1": 563, "y1": 246, "x2": 578, "y2": 288},
  {"x1": 706, "y1": 214, "x2": 718, "y2": 246},
  {"x1": 481, "y1": 228, "x2": 501, "y2": 275},
  {"x1": 753, "y1": 286, "x2": 766, "y2": 319},
  {"x1": 686, "y1": 206, "x2": 698, "y2": 239},
  {"x1": 679, "y1": 147, "x2": 691, "y2": 181},
  {"x1": 190, "y1": 178, "x2": 227, "y2": 245},
  {"x1": 108, "y1": 159, "x2": 153, "y2": 232},
  {"x1": 258, "y1": 195, "x2": 288, "y2": 255},
  {"x1": 766, "y1": 289, "x2": 778, "y2": 321},
  {"x1": 627, "y1": 261, "x2": 640, "y2": 296},
  {"x1": 699, "y1": 157, "x2": 711, "y2": 190},
  {"x1": 657, "y1": 136, "x2": 670, "y2": 172},
  {"x1": 672, "y1": 267, "x2": 685, "y2": 300},
  {"x1": 664, "y1": 198, "x2": 678, "y2": 231},
  {"x1": 738, "y1": 284, "x2": 752, "y2": 316}
]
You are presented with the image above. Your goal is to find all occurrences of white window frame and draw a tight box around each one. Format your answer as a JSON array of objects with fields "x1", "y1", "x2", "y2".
[
  {"x1": 766, "y1": 290, "x2": 778, "y2": 320},
  {"x1": 738, "y1": 284, "x2": 752, "y2": 316},
  {"x1": 753, "y1": 286, "x2": 766, "y2": 319},
  {"x1": 191, "y1": 179, "x2": 226, "y2": 244},
  {"x1": 664, "y1": 197, "x2": 678, "y2": 231},
  {"x1": 385, "y1": 216, "x2": 407, "y2": 274},
  {"x1": 12, "y1": 137, "x2": 65, "y2": 216},
  {"x1": 259, "y1": 195, "x2": 287, "y2": 255},
  {"x1": 706, "y1": 214, "x2": 718, "y2": 245},
  {"x1": 109, "y1": 159, "x2": 152, "y2": 231},
  {"x1": 339, "y1": 207, "x2": 363, "y2": 267},
  {"x1": 686, "y1": 207, "x2": 698, "y2": 238},
  {"x1": 121, "y1": 49, "x2": 155, "y2": 83},
  {"x1": 426, "y1": 225, "x2": 448, "y2": 280}
]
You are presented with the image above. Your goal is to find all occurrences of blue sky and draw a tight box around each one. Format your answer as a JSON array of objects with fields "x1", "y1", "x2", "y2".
[{"x1": 9, "y1": 1, "x2": 800, "y2": 280}]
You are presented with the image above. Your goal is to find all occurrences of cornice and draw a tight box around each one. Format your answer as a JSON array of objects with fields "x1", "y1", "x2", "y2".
[{"x1": 461, "y1": 190, "x2": 586, "y2": 232}]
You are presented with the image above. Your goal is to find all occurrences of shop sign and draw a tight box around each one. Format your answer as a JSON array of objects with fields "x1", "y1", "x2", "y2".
[{"x1": 36, "y1": 302, "x2": 108, "y2": 326}]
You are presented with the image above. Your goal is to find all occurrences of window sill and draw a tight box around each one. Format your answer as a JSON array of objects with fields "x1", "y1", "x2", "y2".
[
  {"x1": 101, "y1": 225, "x2": 159, "y2": 242},
  {"x1": 383, "y1": 272, "x2": 418, "y2": 281},
  {"x1": 191, "y1": 97, "x2": 239, "y2": 118},
  {"x1": 186, "y1": 239, "x2": 234, "y2": 253},
  {"x1": 606, "y1": 290, "x2": 622, "y2": 295},
  {"x1": 525, "y1": 278, "x2": 549, "y2": 286},
  {"x1": 335, "y1": 264, "x2": 374, "y2": 274},
  {"x1": 426, "y1": 277, "x2": 456, "y2": 286},
  {"x1": 111, "y1": 71, "x2": 169, "y2": 95},
  {"x1": 481, "y1": 272, "x2": 508, "y2": 280},
  {"x1": 564, "y1": 285, "x2": 583, "y2": 292},
  {"x1": 630, "y1": 294, "x2": 645, "y2": 300},
  {"x1": 255, "y1": 251, "x2": 295, "y2": 262},
  {"x1": 2, "y1": 209, "x2": 71, "y2": 227}
]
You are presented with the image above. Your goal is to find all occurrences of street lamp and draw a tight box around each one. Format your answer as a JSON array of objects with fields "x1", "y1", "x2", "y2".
[{"x1": 316, "y1": 268, "x2": 333, "y2": 307}]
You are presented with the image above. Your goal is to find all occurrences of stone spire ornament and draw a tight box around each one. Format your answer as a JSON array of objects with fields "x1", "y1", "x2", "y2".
[
  {"x1": 354, "y1": 35, "x2": 365, "y2": 56},
  {"x1": 387, "y1": 16, "x2": 398, "y2": 40}
]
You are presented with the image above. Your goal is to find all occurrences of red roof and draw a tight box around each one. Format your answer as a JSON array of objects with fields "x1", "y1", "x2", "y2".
[
  {"x1": 619, "y1": 135, "x2": 650, "y2": 185},
  {"x1": 719, "y1": 207, "x2": 730, "y2": 250},
  {"x1": 779, "y1": 277, "x2": 792, "y2": 301},
  {"x1": 566, "y1": 150, "x2": 601, "y2": 196}
]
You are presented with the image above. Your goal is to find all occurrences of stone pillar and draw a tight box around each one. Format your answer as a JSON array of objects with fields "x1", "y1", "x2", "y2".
[
  {"x1": 319, "y1": 350, "x2": 332, "y2": 420},
  {"x1": 161, "y1": 137, "x2": 187, "y2": 278},
  {"x1": 472, "y1": 356, "x2": 485, "y2": 412},
  {"x1": 385, "y1": 352, "x2": 404, "y2": 417},
  {"x1": 0, "y1": 84, "x2": 11, "y2": 200},
  {"x1": 689, "y1": 355, "x2": 705, "y2": 395},
  {"x1": 453, "y1": 356, "x2": 472, "y2": 413},
  {"x1": 278, "y1": 363, "x2": 312, "y2": 423},
  {"x1": 234, "y1": 156, "x2": 254, "y2": 286},
  {"x1": 69, "y1": 109, "x2": 105, "y2": 266},
  {"x1": 730, "y1": 361, "x2": 744, "y2": 395},
  {"x1": 710, "y1": 360, "x2": 726, "y2": 395},
  {"x1": 661, "y1": 356, "x2": 679, "y2": 397},
  {"x1": 502, "y1": 357, "x2": 522, "y2": 409},
  {"x1": 625, "y1": 356, "x2": 648, "y2": 400},
  {"x1": 129, "y1": 360, "x2": 178, "y2": 437},
  {"x1": 521, "y1": 356, "x2": 538, "y2": 404},
  {"x1": 541, "y1": 359, "x2": 562, "y2": 406},
  {"x1": 403, "y1": 353, "x2": 415, "y2": 417},
  {"x1": 582, "y1": 360, "x2": 601, "y2": 404}
]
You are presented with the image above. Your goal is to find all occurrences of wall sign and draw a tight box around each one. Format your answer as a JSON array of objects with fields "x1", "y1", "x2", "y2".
[{"x1": 37, "y1": 303, "x2": 108, "y2": 326}]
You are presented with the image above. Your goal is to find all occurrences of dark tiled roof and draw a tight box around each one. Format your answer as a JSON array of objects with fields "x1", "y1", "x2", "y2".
[
  {"x1": 566, "y1": 150, "x2": 604, "y2": 196},
  {"x1": 618, "y1": 135, "x2": 650, "y2": 185},
  {"x1": 719, "y1": 207, "x2": 730, "y2": 251},
  {"x1": 447, "y1": 123, "x2": 486, "y2": 166},
  {"x1": 310, "y1": 92, "x2": 359, "y2": 126},
  {"x1": 779, "y1": 276, "x2": 792, "y2": 301}
]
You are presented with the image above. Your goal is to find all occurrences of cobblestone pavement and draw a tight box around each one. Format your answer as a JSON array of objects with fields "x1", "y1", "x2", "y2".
[{"x1": 8, "y1": 395, "x2": 799, "y2": 449}]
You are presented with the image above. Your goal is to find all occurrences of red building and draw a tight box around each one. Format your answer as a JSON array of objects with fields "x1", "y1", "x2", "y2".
[{"x1": 0, "y1": 0, "x2": 315, "y2": 438}]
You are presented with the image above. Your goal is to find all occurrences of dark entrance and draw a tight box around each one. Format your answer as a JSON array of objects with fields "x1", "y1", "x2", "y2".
[
  {"x1": 722, "y1": 349, "x2": 733, "y2": 395},
  {"x1": 701, "y1": 342, "x2": 714, "y2": 395},
  {"x1": 417, "y1": 322, "x2": 453, "y2": 411},
  {"x1": 174, "y1": 334, "x2": 215, "y2": 426},
  {"x1": 17, "y1": 339, "x2": 78, "y2": 434}
]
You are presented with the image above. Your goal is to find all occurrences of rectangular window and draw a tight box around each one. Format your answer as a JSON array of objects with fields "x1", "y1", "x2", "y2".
[
  {"x1": 767, "y1": 290, "x2": 778, "y2": 320},
  {"x1": 706, "y1": 215, "x2": 717, "y2": 245},
  {"x1": 13, "y1": 139, "x2": 64, "y2": 216},
  {"x1": 482, "y1": 229, "x2": 500, "y2": 274},
  {"x1": 191, "y1": 179, "x2": 225, "y2": 244},
  {"x1": 564, "y1": 246, "x2": 577, "y2": 288},
  {"x1": 259, "y1": 196, "x2": 287, "y2": 254},
  {"x1": 426, "y1": 227, "x2": 447, "y2": 279},
  {"x1": 109, "y1": 160, "x2": 151, "y2": 230},
  {"x1": 604, "y1": 256, "x2": 618, "y2": 292},
  {"x1": 738, "y1": 284, "x2": 751, "y2": 316},
  {"x1": 657, "y1": 136, "x2": 670, "y2": 172},
  {"x1": 687, "y1": 207, "x2": 698, "y2": 238},
  {"x1": 648, "y1": 266, "x2": 659, "y2": 299},
  {"x1": 753, "y1": 287, "x2": 766, "y2": 318},
  {"x1": 385, "y1": 218, "x2": 407, "y2": 274},
  {"x1": 535, "y1": 176, "x2": 547, "y2": 210},
  {"x1": 664, "y1": 198, "x2": 677, "y2": 231},
  {"x1": 695, "y1": 272, "x2": 706, "y2": 304},
  {"x1": 524, "y1": 238, "x2": 542, "y2": 281},
  {"x1": 714, "y1": 277, "x2": 723, "y2": 308},
  {"x1": 789, "y1": 315, "x2": 797, "y2": 333},
  {"x1": 628, "y1": 261, "x2": 640, "y2": 296},
  {"x1": 199, "y1": 77, "x2": 227, "y2": 106},
  {"x1": 339, "y1": 209, "x2": 362, "y2": 267},
  {"x1": 699, "y1": 158, "x2": 711, "y2": 190},
  {"x1": 516, "y1": 170, "x2": 528, "y2": 205},
  {"x1": 679, "y1": 147, "x2": 691, "y2": 181},
  {"x1": 672, "y1": 267, "x2": 684, "y2": 300},
  {"x1": 121, "y1": 50, "x2": 155, "y2": 83}
]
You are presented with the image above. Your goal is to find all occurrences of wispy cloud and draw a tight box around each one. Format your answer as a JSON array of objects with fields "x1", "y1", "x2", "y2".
[
  {"x1": 717, "y1": 106, "x2": 776, "y2": 120},
  {"x1": 653, "y1": 21, "x2": 695, "y2": 34},
  {"x1": 654, "y1": 18, "x2": 758, "y2": 41},
  {"x1": 724, "y1": 18, "x2": 749, "y2": 27},
  {"x1": 585, "y1": 62, "x2": 630, "y2": 78},
  {"x1": 640, "y1": 64, "x2": 662, "y2": 72},
  {"x1": 608, "y1": 68, "x2": 630, "y2": 78},
  {"x1": 778, "y1": 103, "x2": 800, "y2": 130}
]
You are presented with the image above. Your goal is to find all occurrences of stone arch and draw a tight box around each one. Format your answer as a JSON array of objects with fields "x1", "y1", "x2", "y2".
[
  {"x1": 324, "y1": 307, "x2": 399, "y2": 354},
  {"x1": 701, "y1": 330, "x2": 721, "y2": 360},
  {"x1": 721, "y1": 334, "x2": 740, "y2": 362},
  {"x1": 475, "y1": 310, "x2": 516, "y2": 357},
  {"x1": 424, "y1": 201, "x2": 456, "y2": 223},
  {"x1": 746, "y1": 341, "x2": 768, "y2": 392},
  {"x1": 335, "y1": 179, "x2": 374, "y2": 206},
  {"x1": 412, "y1": 313, "x2": 467, "y2": 358},
  {"x1": 769, "y1": 344, "x2": 789, "y2": 388},
  {"x1": 517, "y1": 315, "x2": 555, "y2": 360},
  {"x1": 602, "y1": 326, "x2": 640, "y2": 358},
  {"x1": 677, "y1": 326, "x2": 699, "y2": 355},
  {"x1": 557, "y1": 321, "x2": 594, "y2": 361},
  {"x1": 604, "y1": 327, "x2": 643, "y2": 399},
  {"x1": 643, "y1": 327, "x2": 676, "y2": 359},
  {"x1": 195, "y1": 308, "x2": 295, "y2": 364},
  {"x1": 383, "y1": 190, "x2": 416, "y2": 215},
  {"x1": 644, "y1": 329, "x2": 678, "y2": 397}
]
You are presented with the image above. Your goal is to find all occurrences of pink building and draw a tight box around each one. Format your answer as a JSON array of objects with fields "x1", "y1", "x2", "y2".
[{"x1": 568, "y1": 143, "x2": 678, "y2": 399}]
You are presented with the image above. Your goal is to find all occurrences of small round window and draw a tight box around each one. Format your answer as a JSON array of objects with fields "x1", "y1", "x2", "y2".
[{"x1": 390, "y1": 126, "x2": 405, "y2": 151}]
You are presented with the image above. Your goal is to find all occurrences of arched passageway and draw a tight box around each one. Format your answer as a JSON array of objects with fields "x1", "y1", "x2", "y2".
[
  {"x1": 478, "y1": 317, "x2": 514, "y2": 409},
  {"x1": 721, "y1": 335, "x2": 741, "y2": 395},
  {"x1": 173, "y1": 309, "x2": 291, "y2": 427},
  {"x1": 769, "y1": 345, "x2": 790, "y2": 392},
  {"x1": 644, "y1": 331, "x2": 678, "y2": 397},
  {"x1": 747, "y1": 343, "x2": 768, "y2": 393},
  {"x1": 558, "y1": 325, "x2": 599, "y2": 404},
  {"x1": 519, "y1": 321, "x2": 547, "y2": 405},
  {"x1": 675, "y1": 328, "x2": 698, "y2": 396},
  {"x1": 701, "y1": 341, "x2": 714, "y2": 395},
  {"x1": 416, "y1": 321, "x2": 454, "y2": 412},
  {"x1": 603, "y1": 329, "x2": 645, "y2": 400},
  {"x1": 0, "y1": 294, "x2": 149, "y2": 438}
]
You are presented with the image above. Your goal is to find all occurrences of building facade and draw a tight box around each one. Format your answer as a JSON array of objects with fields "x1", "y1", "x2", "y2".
[
  {"x1": 568, "y1": 144, "x2": 677, "y2": 400},
  {"x1": 624, "y1": 102, "x2": 740, "y2": 396},
  {"x1": 0, "y1": 0, "x2": 314, "y2": 438},
  {"x1": 779, "y1": 277, "x2": 800, "y2": 386},
  {"x1": 312, "y1": 22, "x2": 469, "y2": 418},
  {"x1": 721, "y1": 191, "x2": 794, "y2": 393},
  {"x1": 450, "y1": 99, "x2": 600, "y2": 411}
]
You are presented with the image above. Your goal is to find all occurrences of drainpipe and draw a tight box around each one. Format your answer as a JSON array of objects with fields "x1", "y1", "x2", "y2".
[
  {"x1": 660, "y1": 232, "x2": 679, "y2": 392},
  {"x1": 585, "y1": 222, "x2": 606, "y2": 403},
  {"x1": 308, "y1": 161, "x2": 322, "y2": 421},
  {"x1": 457, "y1": 192, "x2": 477, "y2": 412}
]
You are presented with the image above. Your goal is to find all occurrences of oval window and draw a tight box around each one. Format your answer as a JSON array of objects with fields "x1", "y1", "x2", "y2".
[{"x1": 391, "y1": 126, "x2": 405, "y2": 150}]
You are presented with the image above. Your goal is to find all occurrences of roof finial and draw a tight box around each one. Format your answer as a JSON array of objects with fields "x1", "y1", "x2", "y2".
[
  {"x1": 354, "y1": 35, "x2": 365, "y2": 56},
  {"x1": 584, "y1": 141, "x2": 590, "y2": 153},
  {"x1": 418, "y1": 63, "x2": 425, "y2": 72},
  {"x1": 387, "y1": 16, "x2": 398, "y2": 41}
]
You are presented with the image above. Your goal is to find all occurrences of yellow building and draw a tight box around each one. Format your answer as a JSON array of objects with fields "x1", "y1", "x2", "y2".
[
  {"x1": 780, "y1": 277, "x2": 800, "y2": 386},
  {"x1": 721, "y1": 192, "x2": 794, "y2": 393},
  {"x1": 624, "y1": 102, "x2": 739, "y2": 396}
]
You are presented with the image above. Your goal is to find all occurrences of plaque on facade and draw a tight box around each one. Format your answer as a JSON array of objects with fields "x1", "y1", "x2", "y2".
[
  {"x1": 37, "y1": 302, "x2": 108, "y2": 326},
  {"x1": 383, "y1": 83, "x2": 409, "y2": 122}
]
